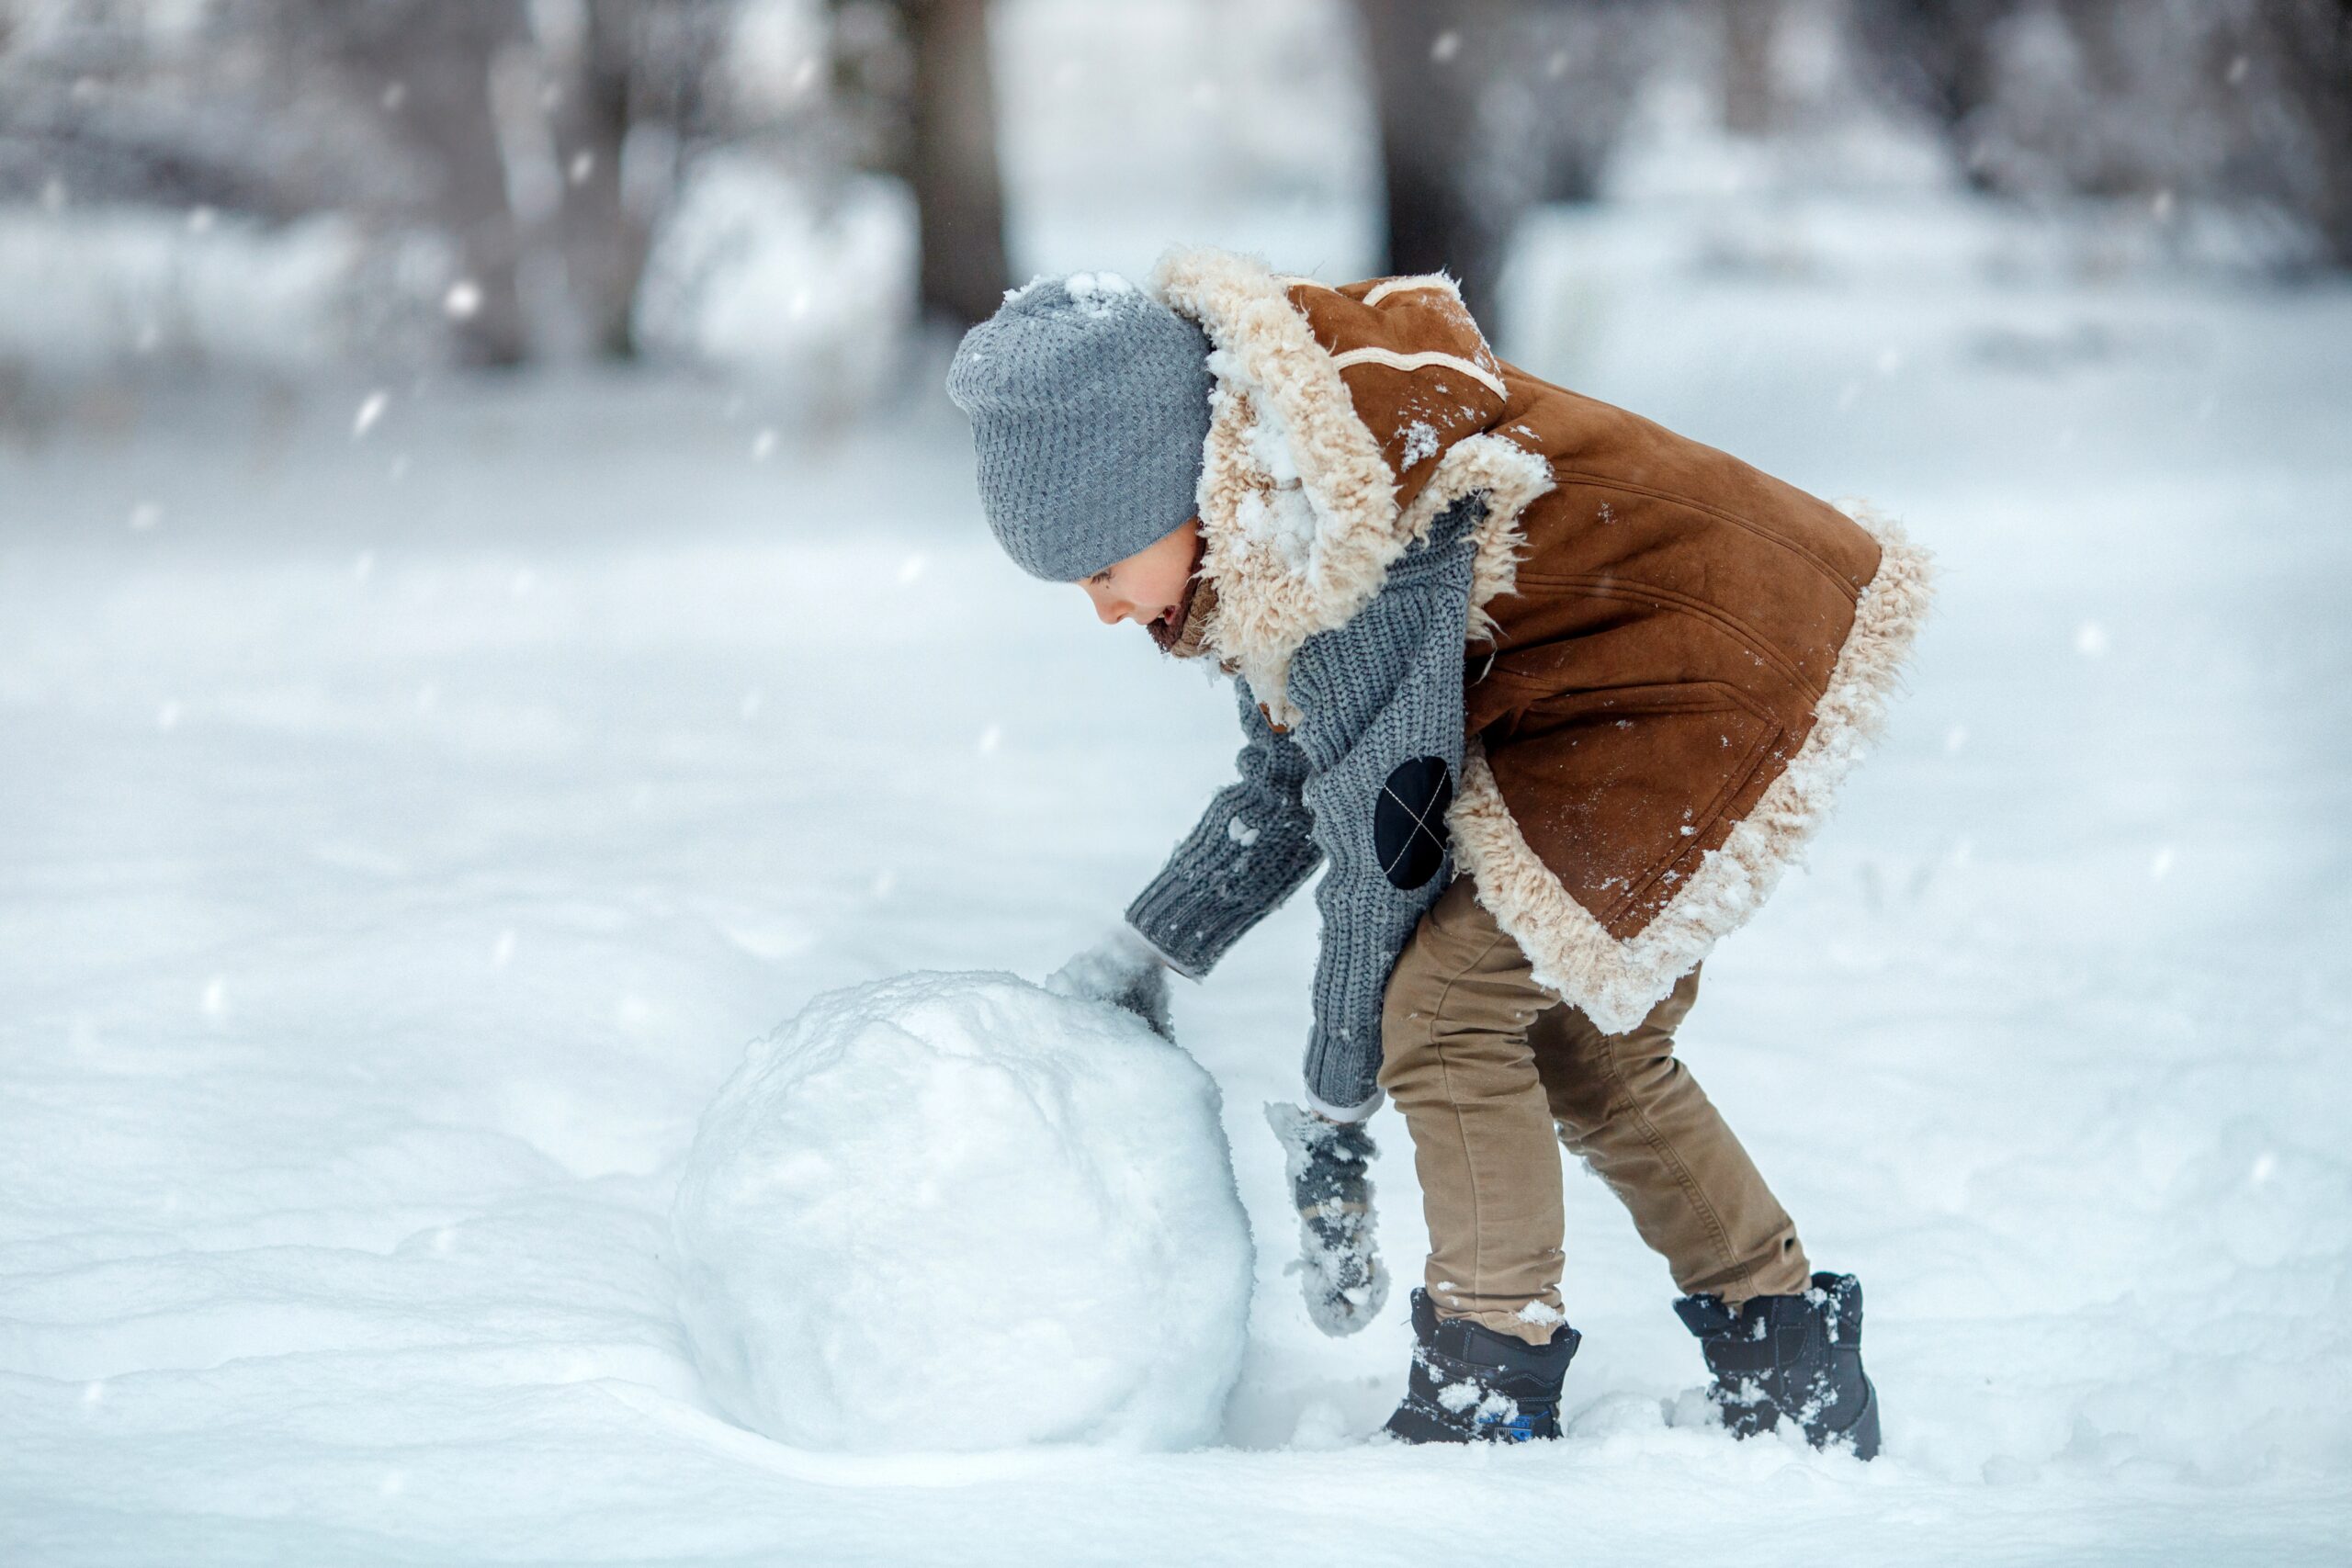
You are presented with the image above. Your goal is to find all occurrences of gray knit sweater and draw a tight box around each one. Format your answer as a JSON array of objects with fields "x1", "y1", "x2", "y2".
[{"x1": 1126, "y1": 496, "x2": 1487, "y2": 1114}]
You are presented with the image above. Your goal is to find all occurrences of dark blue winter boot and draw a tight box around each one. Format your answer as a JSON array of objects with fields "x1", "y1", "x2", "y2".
[
  {"x1": 1382, "y1": 1287, "x2": 1579, "y2": 1444},
  {"x1": 1675, "y1": 1270, "x2": 1881, "y2": 1460}
]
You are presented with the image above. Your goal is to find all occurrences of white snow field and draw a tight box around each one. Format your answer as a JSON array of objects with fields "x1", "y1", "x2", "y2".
[
  {"x1": 5, "y1": 213, "x2": 2352, "y2": 1562},
  {"x1": 670, "y1": 970, "x2": 1253, "y2": 1452}
]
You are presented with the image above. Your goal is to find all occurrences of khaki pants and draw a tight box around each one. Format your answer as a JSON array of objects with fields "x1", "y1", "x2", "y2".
[{"x1": 1377, "y1": 877, "x2": 1809, "y2": 1344}]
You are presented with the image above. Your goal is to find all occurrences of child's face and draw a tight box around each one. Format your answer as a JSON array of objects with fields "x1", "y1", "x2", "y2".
[{"x1": 1080, "y1": 516, "x2": 1203, "y2": 632}]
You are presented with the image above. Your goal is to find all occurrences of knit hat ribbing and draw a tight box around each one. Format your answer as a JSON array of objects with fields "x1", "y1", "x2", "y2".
[{"x1": 945, "y1": 272, "x2": 1214, "y2": 582}]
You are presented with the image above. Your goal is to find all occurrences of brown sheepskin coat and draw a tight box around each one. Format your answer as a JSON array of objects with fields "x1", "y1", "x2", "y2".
[{"x1": 1152, "y1": 247, "x2": 1932, "y2": 1031}]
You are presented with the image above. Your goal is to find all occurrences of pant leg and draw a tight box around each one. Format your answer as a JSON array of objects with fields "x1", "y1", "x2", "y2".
[
  {"x1": 1376, "y1": 876, "x2": 1569, "y2": 1347},
  {"x1": 1529, "y1": 967, "x2": 1811, "y2": 1305}
]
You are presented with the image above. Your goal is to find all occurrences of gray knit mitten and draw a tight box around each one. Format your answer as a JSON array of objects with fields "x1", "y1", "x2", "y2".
[
  {"x1": 1265, "y1": 1102, "x2": 1390, "y2": 1337},
  {"x1": 1045, "y1": 925, "x2": 1173, "y2": 1041}
]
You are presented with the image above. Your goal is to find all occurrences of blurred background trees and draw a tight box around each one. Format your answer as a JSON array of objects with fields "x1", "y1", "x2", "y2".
[
  {"x1": 0, "y1": 0, "x2": 2346, "y2": 383},
  {"x1": 1855, "y1": 0, "x2": 2352, "y2": 260}
]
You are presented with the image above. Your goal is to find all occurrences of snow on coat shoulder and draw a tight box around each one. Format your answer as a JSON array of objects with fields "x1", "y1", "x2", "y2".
[{"x1": 669, "y1": 970, "x2": 1254, "y2": 1452}]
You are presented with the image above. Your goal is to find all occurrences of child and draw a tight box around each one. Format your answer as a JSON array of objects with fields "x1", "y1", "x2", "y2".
[{"x1": 947, "y1": 253, "x2": 1928, "y2": 1452}]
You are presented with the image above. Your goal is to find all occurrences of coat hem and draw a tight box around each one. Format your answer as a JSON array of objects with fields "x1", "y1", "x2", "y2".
[{"x1": 1446, "y1": 501, "x2": 1935, "y2": 1032}]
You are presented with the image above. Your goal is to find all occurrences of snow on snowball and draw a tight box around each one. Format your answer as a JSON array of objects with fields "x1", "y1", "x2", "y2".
[{"x1": 670, "y1": 970, "x2": 1254, "y2": 1451}]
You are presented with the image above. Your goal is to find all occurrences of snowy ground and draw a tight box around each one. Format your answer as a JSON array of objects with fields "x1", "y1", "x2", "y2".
[{"x1": 4, "y1": 211, "x2": 2350, "y2": 1562}]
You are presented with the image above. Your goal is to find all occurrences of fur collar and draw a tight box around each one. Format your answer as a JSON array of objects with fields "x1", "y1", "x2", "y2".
[{"x1": 1148, "y1": 247, "x2": 1554, "y2": 727}]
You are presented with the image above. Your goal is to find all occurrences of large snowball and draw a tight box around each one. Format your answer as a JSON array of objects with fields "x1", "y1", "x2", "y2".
[{"x1": 670, "y1": 971, "x2": 1255, "y2": 1451}]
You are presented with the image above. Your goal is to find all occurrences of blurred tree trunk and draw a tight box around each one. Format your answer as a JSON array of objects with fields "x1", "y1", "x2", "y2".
[
  {"x1": 306, "y1": 0, "x2": 535, "y2": 367},
  {"x1": 902, "y1": 0, "x2": 1010, "y2": 324},
  {"x1": 1720, "y1": 0, "x2": 1783, "y2": 137},
  {"x1": 1849, "y1": 0, "x2": 2016, "y2": 162},
  {"x1": 546, "y1": 2, "x2": 647, "y2": 359},
  {"x1": 1355, "y1": 0, "x2": 1517, "y2": 323},
  {"x1": 2260, "y1": 0, "x2": 2352, "y2": 265},
  {"x1": 1527, "y1": 1, "x2": 1656, "y2": 204}
]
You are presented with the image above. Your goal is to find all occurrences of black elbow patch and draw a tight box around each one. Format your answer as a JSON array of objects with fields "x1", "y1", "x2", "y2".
[{"x1": 1374, "y1": 755, "x2": 1453, "y2": 890}]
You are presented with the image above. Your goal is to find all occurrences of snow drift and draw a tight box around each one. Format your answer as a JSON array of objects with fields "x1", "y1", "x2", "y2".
[{"x1": 669, "y1": 971, "x2": 1255, "y2": 1452}]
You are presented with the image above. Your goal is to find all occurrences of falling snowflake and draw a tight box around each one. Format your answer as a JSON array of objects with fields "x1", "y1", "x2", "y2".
[{"x1": 353, "y1": 390, "x2": 390, "y2": 438}]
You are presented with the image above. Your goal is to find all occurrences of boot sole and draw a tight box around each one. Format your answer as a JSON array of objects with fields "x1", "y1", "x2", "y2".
[{"x1": 1382, "y1": 1394, "x2": 1558, "y2": 1446}]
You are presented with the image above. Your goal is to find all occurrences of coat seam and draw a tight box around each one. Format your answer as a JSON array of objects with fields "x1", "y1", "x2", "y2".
[
  {"x1": 1598, "y1": 716, "x2": 1785, "y2": 931},
  {"x1": 1506, "y1": 572, "x2": 1827, "y2": 704},
  {"x1": 1543, "y1": 468, "x2": 1865, "y2": 599}
]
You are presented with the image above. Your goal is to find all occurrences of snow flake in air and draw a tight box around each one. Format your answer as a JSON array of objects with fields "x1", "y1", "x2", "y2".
[{"x1": 353, "y1": 390, "x2": 390, "y2": 439}]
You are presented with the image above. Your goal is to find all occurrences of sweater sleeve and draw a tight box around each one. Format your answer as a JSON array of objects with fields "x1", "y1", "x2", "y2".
[
  {"x1": 1125, "y1": 676, "x2": 1324, "y2": 978},
  {"x1": 1285, "y1": 499, "x2": 1485, "y2": 1112}
]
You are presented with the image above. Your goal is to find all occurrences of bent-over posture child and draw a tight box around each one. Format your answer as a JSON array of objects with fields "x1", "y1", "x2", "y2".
[{"x1": 946, "y1": 253, "x2": 1929, "y2": 1452}]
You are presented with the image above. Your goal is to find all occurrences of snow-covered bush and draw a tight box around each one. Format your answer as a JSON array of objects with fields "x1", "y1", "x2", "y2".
[
  {"x1": 669, "y1": 971, "x2": 1254, "y2": 1452},
  {"x1": 632, "y1": 152, "x2": 917, "y2": 412},
  {"x1": 0, "y1": 205, "x2": 446, "y2": 376}
]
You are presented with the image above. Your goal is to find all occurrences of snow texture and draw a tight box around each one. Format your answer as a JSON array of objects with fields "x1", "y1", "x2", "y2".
[
  {"x1": 670, "y1": 971, "x2": 1252, "y2": 1451},
  {"x1": 1060, "y1": 271, "x2": 1136, "y2": 317}
]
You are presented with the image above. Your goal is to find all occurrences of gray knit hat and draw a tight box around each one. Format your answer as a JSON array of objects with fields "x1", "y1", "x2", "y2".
[{"x1": 945, "y1": 272, "x2": 1214, "y2": 581}]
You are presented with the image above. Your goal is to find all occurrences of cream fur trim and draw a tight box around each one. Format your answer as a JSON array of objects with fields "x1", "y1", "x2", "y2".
[
  {"x1": 1148, "y1": 246, "x2": 1551, "y2": 727},
  {"x1": 1412, "y1": 434, "x2": 1553, "y2": 647},
  {"x1": 1447, "y1": 502, "x2": 1936, "y2": 1032}
]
